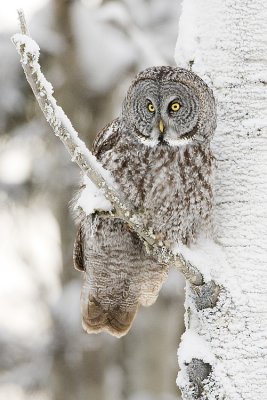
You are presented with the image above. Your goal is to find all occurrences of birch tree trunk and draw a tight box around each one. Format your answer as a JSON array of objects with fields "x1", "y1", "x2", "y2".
[{"x1": 175, "y1": 0, "x2": 267, "y2": 398}]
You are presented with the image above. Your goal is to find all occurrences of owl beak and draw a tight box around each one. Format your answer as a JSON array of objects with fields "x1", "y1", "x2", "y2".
[{"x1": 159, "y1": 119, "x2": 165, "y2": 134}]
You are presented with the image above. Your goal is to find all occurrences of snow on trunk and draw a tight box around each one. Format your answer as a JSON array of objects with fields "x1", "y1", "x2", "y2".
[{"x1": 175, "y1": 0, "x2": 267, "y2": 399}]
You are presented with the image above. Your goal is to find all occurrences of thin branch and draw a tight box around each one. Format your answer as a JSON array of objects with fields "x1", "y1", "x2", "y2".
[
  {"x1": 17, "y1": 9, "x2": 29, "y2": 35},
  {"x1": 11, "y1": 9, "x2": 203, "y2": 286}
]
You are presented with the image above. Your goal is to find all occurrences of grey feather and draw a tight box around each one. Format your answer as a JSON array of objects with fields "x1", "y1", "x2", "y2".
[{"x1": 73, "y1": 66, "x2": 216, "y2": 337}]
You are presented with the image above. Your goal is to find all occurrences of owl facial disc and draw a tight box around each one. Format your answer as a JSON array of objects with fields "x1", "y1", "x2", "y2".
[
  {"x1": 123, "y1": 66, "x2": 216, "y2": 147},
  {"x1": 139, "y1": 80, "x2": 200, "y2": 147}
]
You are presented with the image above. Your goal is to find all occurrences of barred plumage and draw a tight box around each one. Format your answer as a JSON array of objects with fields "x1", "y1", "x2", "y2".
[{"x1": 73, "y1": 66, "x2": 216, "y2": 337}]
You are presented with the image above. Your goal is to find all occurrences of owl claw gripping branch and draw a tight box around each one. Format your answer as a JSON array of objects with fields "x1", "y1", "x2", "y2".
[{"x1": 74, "y1": 66, "x2": 216, "y2": 338}]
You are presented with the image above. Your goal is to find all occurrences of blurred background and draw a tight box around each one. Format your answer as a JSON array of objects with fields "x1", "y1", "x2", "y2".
[{"x1": 0, "y1": 1, "x2": 185, "y2": 399}]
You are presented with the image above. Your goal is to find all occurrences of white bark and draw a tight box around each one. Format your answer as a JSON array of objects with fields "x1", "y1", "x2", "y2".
[{"x1": 176, "y1": 0, "x2": 267, "y2": 399}]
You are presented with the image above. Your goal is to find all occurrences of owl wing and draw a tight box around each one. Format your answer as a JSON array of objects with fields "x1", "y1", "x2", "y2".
[
  {"x1": 92, "y1": 118, "x2": 121, "y2": 158},
  {"x1": 74, "y1": 119, "x2": 168, "y2": 337},
  {"x1": 73, "y1": 225, "x2": 85, "y2": 272},
  {"x1": 73, "y1": 118, "x2": 121, "y2": 272}
]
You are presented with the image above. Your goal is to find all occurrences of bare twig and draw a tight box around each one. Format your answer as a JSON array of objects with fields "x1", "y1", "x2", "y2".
[
  {"x1": 11, "y1": 9, "x2": 204, "y2": 286},
  {"x1": 17, "y1": 9, "x2": 29, "y2": 35}
]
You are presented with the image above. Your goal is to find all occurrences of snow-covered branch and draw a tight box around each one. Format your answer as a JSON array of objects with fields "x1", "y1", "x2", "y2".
[{"x1": 11, "y1": 10, "x2": 204, "y2": 286}]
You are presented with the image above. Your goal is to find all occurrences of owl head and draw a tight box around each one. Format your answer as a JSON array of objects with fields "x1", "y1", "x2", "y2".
[{"x1": 122, "y1": 66, "x2": 216, "y2": 147}]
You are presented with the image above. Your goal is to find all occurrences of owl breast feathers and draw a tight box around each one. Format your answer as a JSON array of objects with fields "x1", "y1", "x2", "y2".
[{"x1": 73, "y1": 66, "x2": 216, "y2": 337}]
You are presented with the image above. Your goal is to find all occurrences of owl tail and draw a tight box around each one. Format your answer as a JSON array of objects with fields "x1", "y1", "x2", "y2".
[{"x1": 81, "y1": 294, "x2": 138, "y2": 338}]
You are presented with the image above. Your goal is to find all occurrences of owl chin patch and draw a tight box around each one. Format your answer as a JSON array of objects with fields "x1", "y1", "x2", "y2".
[{"x1": 158, "y1": 135, "x2": 168, "y2": 146}]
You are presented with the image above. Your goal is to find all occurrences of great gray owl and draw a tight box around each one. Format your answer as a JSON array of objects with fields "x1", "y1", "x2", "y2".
[{"x1": 73, "y1": 66, "x2": 216, "y2": 338}]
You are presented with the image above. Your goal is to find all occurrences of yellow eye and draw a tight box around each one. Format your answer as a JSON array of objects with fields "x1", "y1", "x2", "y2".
[
  {"x1": 170, "y1": 102, "x2": 181, "y2": 112},
  {"x1": 147, "y1": 103, "x2": 155, "y2": 112}
]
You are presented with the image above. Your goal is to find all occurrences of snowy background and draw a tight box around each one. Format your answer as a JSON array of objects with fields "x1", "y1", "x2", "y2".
[{"x1": 0, "y1": 1, "x2": 185, "y2": 399}]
